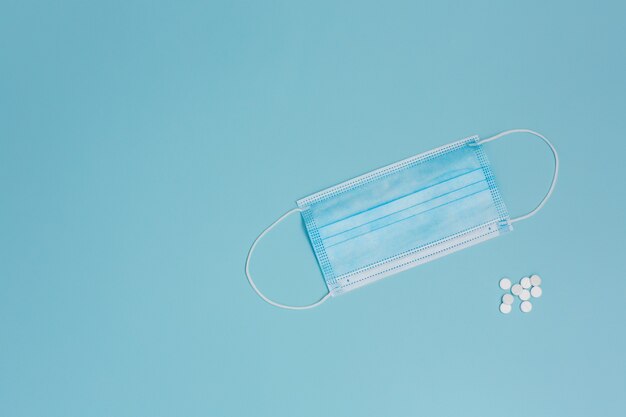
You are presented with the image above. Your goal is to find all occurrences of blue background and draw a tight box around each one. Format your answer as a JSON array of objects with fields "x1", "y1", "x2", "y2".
[{"x1": 1, "y1": 1, "x2": 625, "y2": 416}]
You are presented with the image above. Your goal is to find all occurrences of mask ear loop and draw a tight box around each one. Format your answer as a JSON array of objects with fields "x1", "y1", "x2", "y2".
[
  {"x1": 474, "y1": 129, "x2": 559, "y2": 224},
  {"x1": 245, "y1": 207, "x2": 331, "y2": 310}
]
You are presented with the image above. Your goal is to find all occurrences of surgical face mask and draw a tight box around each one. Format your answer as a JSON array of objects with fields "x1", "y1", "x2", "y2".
[{"x1": 246, "y1": 129, "x2": 559, "y2": 310}]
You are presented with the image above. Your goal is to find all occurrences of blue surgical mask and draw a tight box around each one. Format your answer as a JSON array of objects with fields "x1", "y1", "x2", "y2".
[{"x1": 246, "y1": 129, "x2": 559, "y2": 310}]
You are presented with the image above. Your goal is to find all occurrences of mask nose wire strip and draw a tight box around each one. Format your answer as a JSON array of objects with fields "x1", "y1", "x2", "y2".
[
  {"x1": 475, "y1": 129, "x2": 559, "y2": 224},
  {"x1": 245, "y1": 207, "x2": 331, "y2": 310}
]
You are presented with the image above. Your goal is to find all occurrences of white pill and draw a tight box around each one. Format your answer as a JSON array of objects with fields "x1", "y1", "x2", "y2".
[
  {"x1": 500, "y1": 303, "x2": 512, "y2": 314},
  {"x1": 519, "y1": 289, "x2": 531, "y2": 301},
  {"x1": 530, "y1": 274, "x2": 542, "y2": 286},
  {"x1": 511, "y1": 284, "x2": 523, "y2": 296},
  {"x1": 502, "y1": 293, "x2": 514, "y2": 305},
  {"x1": 520, "y1": 277, "x2": 531, "y2": 289},
  {"x1": 520, "y1": 301, "x2": 533, "y2": 313},
  {"x1": 531, "y1": 286, "x2": 542, "y2": 298},
  {"x1": 499, "y1": 278, "x2": 512, "y2": 290}
]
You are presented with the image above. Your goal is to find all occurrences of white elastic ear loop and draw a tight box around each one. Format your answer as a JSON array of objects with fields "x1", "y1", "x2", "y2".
[
  {"x1": 245, "y1": 207, "x2": 331, "y2": 310},
  {"x1": 477, "y1": 129, "x2": 559, "y2": 224}
]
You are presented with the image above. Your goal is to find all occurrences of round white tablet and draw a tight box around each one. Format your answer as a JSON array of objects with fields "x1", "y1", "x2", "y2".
[
  {"x1": 502, "y1": 293, "x2": 514, "y2": 305},
  {"x1": 519, "y1": 289, "x2": 531, "y2": 301},
  {"x1": 520, "y1": 276, "x2": 531, "y2": 289},
  {"x1": 531, "y1": 286, "x2": 542, "y2": 298},
  {"x1": 499, "y1": 278, "x2": 512, "y2": 290},
  {"x1": 500, "y1": 303, "x2": 512, "y2": 314},
  {"x1": 511, "y1": 284, "x2": 523, "y2": 296},
  {"x1": 530, "y1": 274, "x2": 542, "y2": 286},
  {"x1": 520, "y1": 301, "x2": 533, "y2": 313}
]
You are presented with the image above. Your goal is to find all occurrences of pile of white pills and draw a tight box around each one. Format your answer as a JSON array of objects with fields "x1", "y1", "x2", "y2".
[{"x1": 499, "y1": 274, "x2": 542, "y2": 314}]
